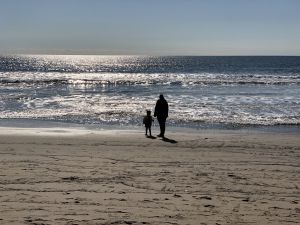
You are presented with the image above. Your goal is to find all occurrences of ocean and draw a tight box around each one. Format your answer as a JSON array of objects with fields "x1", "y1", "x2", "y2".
[{"x1": 0, "y1": 55, "x2": 299, "y2": 131}]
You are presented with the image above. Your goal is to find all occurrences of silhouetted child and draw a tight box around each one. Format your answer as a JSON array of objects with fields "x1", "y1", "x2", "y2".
[{"x1": 143, "y1": 110, "x2": 154, "y2": 137}]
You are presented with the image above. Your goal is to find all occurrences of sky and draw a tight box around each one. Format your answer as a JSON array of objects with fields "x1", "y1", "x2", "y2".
[{"x1": 0, "y1": 0, "x2": 299, "y2": 55}]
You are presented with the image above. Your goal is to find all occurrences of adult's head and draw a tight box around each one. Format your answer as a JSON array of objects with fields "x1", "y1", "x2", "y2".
[{"x1": 159, "y1": 94, "x2": 165, "y2": 100}]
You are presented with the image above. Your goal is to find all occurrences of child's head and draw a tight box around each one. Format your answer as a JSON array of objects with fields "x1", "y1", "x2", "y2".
[{"x1": 146, "y1": 110, "x2": 151, "y2": 116}]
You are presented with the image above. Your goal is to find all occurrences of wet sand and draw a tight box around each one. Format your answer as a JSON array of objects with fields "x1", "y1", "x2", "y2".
[{"x1": 0, "y1": 128, "x2": 299, "y2": 225}]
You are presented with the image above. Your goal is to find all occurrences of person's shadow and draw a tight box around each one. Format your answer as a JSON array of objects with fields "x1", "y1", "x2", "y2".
[
  {"x1": 147, "y1": 135, "x2": 156, "y2": 139},
  {"x1": 162, "y1": 137, "x2": 177, "y2": 144}
]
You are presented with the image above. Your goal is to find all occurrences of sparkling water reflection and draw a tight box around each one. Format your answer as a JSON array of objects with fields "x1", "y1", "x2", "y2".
[{"x1": 0, "y1": 55, "x2": 299, "y2": 128}]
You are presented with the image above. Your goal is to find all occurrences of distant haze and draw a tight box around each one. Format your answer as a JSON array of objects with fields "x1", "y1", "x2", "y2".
[{"x1": 0, "y1": 0, "x2": 299, "y2": 55}]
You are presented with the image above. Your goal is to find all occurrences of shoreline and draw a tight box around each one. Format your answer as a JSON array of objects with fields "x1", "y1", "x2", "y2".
[{"x1": 0, "y1": 118, "x2": 300, "y2": 135}]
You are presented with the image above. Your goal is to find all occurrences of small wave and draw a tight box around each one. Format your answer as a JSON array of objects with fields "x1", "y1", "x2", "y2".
[
  {"x1": 1, "y1": 74, "x2": 300, "y2": 86},
  {"x1": 0, "y1": 78, "x2": 69, "y2": 85},
  {"x1": 1, "y1": 111, "x2": 299, "y2": 127}
]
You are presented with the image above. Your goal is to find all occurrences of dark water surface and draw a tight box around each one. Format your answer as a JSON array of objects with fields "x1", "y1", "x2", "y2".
[{"x1": 0, "y1": 55, "x2": 299, "y2": 131}]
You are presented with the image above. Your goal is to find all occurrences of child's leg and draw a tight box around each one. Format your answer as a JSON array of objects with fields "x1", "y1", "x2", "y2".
[
  {"x1": 145, "y1": 127, "x2": 147, "y2": 135},
  {"x1": 149, "y1": 127, "x2": 152, "y2": 136}
]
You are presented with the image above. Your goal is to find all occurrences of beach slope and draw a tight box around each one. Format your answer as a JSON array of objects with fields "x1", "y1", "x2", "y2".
[{"x1": 0, "y1": 128, "x2": 299, "y2": 225}]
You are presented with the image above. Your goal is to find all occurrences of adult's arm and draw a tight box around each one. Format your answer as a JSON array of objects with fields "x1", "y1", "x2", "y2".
[{"x1": 154, "y1": 100, "x2": 159, "y2": 117}]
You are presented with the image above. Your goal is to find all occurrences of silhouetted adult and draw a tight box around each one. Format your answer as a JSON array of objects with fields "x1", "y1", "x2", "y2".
[{"x1": 154, "y1": 94, "x2": 168, "y2": 138}]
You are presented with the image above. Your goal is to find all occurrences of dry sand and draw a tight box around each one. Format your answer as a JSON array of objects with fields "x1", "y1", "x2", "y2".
[{"x1": 0, "y1": 127, "x2": 299, "y2": 225}]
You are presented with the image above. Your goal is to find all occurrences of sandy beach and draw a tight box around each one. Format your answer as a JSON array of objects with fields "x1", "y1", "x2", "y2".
[{"x1": 0, "y1": 127, "x2": 299, "y2": 225}]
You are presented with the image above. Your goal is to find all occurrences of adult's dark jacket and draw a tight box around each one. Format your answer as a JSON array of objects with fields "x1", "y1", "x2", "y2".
[{"x1": 154, "y1": 98, "x2": 168, "y2": 118}]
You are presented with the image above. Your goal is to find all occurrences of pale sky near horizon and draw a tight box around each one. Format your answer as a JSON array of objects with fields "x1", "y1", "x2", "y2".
[{"x1": 0, "y1": 0, "x2": 299, "y2": 55}]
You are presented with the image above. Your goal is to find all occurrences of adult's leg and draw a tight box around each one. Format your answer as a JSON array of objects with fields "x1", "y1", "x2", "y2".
[
  {"x1": 157, "y1": 117, "x2": 166, "y2": 137},
  {"x1": 160, "y1": 119, "x2": 165, "y2": 137},
  {"x1": 157, "y1": 118, "x2": 162, "y2": 136}
]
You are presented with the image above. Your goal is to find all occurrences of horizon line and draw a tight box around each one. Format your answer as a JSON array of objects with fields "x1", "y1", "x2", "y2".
[{"x1": 1, "y1": 53, "x2": 300, "y2": 57}]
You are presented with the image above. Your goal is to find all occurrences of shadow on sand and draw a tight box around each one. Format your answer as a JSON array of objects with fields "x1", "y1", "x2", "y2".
[
  {"x1": 162, "y1": 137, "x2": 177, "y2": 144},
  {"x1": 147, "y1": 135, "x2": 157, "y2": 139},
  {"x1": 145, "y1": 135, "x2": 177, "y2": 143}
]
